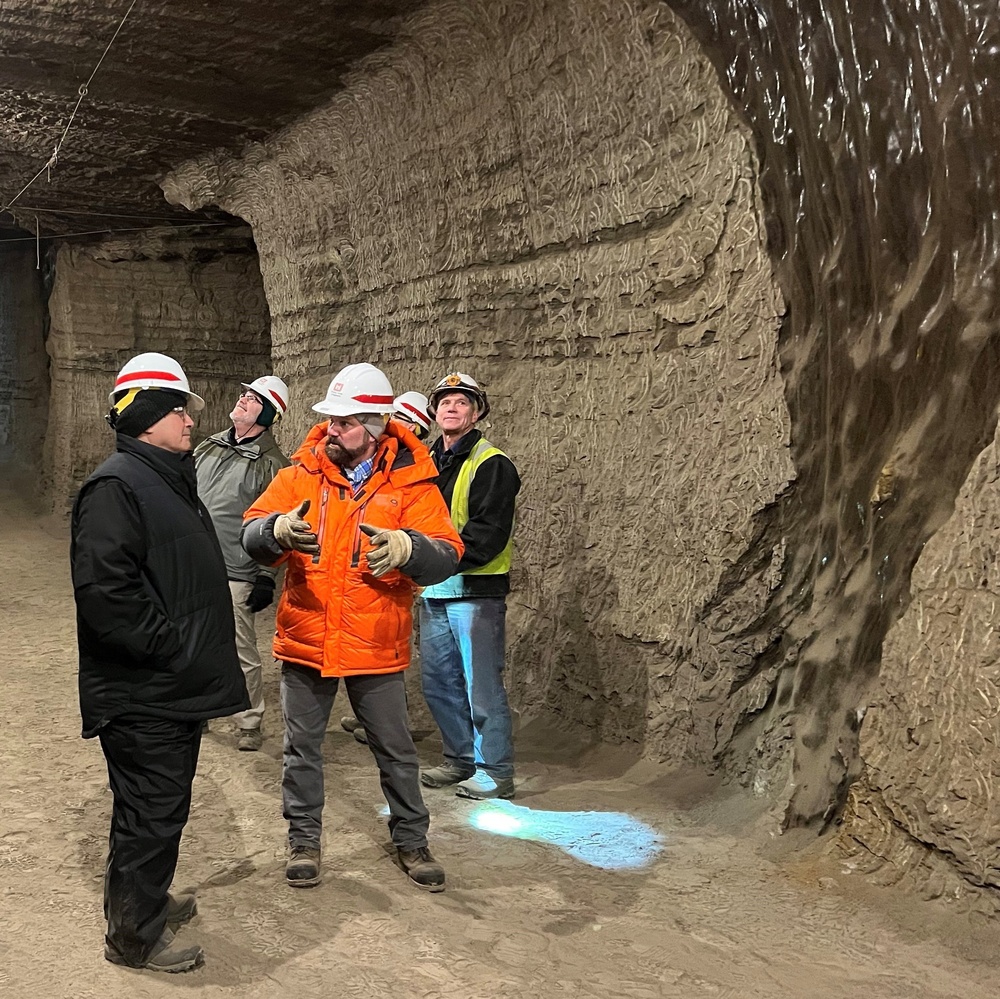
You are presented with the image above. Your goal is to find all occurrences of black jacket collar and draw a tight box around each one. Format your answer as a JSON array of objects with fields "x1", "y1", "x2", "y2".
[
  {"x1": 116, "y1": 433, "x2": 198, "y2": 507},
  {"x1": 431, "y1": 428, "x2": 482, "y2": 469}
]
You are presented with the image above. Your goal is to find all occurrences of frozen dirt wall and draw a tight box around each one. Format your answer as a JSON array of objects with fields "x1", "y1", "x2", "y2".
[
  {"x1": 666, "y1": 0, "x2": 1000, "y2": 896},
  {"x1": 843, "y1": 423, "x2": 1000, "y2": 905},
  {"x1": 41, "y1": 229, "x2": 272, "y2": 510},
  {"x1": 165, "y1": 0, "x2": 793, "y2": 757}
]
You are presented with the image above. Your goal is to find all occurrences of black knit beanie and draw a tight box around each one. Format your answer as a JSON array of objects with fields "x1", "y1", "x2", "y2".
[{"x1": 109, "y1": 388, "x2": 189, "y2": 437}]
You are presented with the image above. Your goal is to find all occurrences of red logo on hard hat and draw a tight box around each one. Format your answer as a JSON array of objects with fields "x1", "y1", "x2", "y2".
[{"x1": 333, "y1": 382, "x2": 343, "y2": 392}]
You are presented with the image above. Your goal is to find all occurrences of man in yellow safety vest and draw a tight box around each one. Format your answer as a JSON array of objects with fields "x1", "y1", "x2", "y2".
[{"x1": 418, "y1": 372, "x2": 521, "y2": 800}]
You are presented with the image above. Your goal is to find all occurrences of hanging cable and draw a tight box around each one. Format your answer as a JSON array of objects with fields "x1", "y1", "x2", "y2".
[
  {"x1": 0, "y1": 221, "x2": 234, "y2": 245},
  {"x1": 1, "y1": 0, "x2": 140, "y2": 215},
  {"x1": 4, "y1": 204, "x2": 212, "y2": 223}
]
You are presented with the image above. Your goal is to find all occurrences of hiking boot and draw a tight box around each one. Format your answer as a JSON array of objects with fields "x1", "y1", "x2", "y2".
[
  {"x1": 397, "y1": 846, "x2": 446, "y2": 892},
  {"x1": 420, "y1": 761, "x2": 475, "y2": 788},
  {"x1": 352, "y1": 726, "x2": 368, "y2": 745},
  {"x1": 340, "y1": 716, "x2": 361, "y2": 733},
  {"x1": 105, "y1": 931, "x2": 204, "y2": 973},
  {"x1": 455, "y1": 770, "x2": 515, "y2": 800},
  {"x1": 237, "y1": 728, "x2": 263, "y2": 752},
  {"x1": 285, "y1": 846, "x2": 322, "y2": 888},
  {"x1": 166, "y1": 892, "x2": 197, "y2": 928}
]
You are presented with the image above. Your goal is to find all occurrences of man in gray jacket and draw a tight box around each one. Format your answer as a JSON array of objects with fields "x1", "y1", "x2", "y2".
[{"x1": 194, "y1": 375, "x2": 290, "y2": 751}]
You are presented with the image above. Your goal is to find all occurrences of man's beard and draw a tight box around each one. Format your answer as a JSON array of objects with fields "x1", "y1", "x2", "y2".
[
  {"x1": 325, "y1": 437, "x2": 369, "y2": 466},
  {"x1": 230, "y1": 406, "x2": 259, "y2": 433}
]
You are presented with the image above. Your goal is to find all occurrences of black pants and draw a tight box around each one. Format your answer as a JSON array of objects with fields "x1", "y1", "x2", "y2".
[{"x1": 98, "y1": 715, "x2": 202, "y2": 965}]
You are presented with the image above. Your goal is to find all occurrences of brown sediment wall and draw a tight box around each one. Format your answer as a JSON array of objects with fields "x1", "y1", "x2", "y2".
[{"x1": 164, "y1": 0, "x2": 793, "y2": 757}]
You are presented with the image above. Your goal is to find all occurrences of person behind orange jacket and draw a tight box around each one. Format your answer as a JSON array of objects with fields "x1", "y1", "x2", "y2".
[{"x1": 241, "y1": 363, "x2": 463, "y2": 893}]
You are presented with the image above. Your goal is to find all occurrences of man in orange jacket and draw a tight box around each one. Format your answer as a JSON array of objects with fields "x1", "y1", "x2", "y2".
[{"x1": 241, "y1": 363, "x2": 462, "y2": 893}]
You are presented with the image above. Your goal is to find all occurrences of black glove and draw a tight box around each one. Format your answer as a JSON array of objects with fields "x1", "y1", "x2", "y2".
[{"x1": 245, "y1": 576, "x2": 276, "y2": 613}]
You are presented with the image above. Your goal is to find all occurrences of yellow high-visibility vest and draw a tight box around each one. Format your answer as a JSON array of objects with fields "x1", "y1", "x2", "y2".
[{"x1": 450, "y1": 438, "x2": 513, "y2": 576}]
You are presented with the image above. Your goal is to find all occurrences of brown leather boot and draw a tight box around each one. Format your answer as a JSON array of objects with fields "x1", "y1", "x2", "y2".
[
  {"x1": 397, "y1": 846, "x2": 446, "y2": 892},
  {"x1": 285, "y1": 846, "x2": 322, "y2": 888}
]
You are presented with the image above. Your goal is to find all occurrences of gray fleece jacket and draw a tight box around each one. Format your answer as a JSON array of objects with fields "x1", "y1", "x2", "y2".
[{"x1": 194, "y1": 427, "x2": 290, "y2": 583}]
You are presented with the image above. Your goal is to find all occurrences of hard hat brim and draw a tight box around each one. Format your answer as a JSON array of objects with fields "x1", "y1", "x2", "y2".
[
  {"x1": 427, "y1": 387, "x2": 490, "y2": 421},
  {"x1": 241, "y1": 382, "x2": 287, "y2": 414},
  {"x1": 312, "y1": 401, "x2": 395, "y2": 417}
]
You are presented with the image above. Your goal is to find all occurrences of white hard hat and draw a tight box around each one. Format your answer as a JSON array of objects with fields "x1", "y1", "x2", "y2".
[
  {"x1": 241, "y1": 375, "x2": 289, "y2": 417},
  {"x1": 109, "y1": 352, "x2": 205, "y2": 411},
  {"x1": 393, "y1": 391, "x2": 432, "y2": 434},
  {"x1": 312, "y1": 363, "x2": 395, "y2": 417},
  {"x1": 427, "y1": 371, "x2": 489, "y2": 419}
]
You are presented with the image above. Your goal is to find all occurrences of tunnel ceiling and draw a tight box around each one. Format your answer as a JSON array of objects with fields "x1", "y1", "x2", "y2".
[{"x1": 0, "y1": 0, "x2": 428, "y2": 236}]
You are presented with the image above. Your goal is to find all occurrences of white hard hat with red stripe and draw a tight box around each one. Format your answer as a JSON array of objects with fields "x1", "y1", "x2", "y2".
[
  {"x1": 109, "y1": 352, "x2": 205, "y2": 411},
  {"x1": 241, "y1": 375, "x2": 289, "y2": 417},
  {"x1": 393, "y1": 391, "x2": 432, "y2": 434},
  {"x1": 427, "y1": 371, "x2": 490, "y2": 420},
  {"x1": 312, "y1": 362, "x2": 395, "y2": 417}
]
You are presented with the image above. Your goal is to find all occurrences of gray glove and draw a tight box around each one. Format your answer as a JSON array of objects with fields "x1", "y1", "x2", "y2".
[
  {"x1": 361, "y1": 523, "x2": 412, "y2": 578},
  {"x1": 274, "y1": 500, "x2": 320, "y2": 555}
]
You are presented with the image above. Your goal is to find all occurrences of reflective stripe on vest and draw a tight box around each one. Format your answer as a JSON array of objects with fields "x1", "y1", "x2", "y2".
[{"x1": 451, "y1": 438, "x2": 513, "y2": 576}]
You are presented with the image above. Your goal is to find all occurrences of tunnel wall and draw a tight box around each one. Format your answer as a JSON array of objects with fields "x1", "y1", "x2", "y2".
[
  {"x1": 165, "y1": 0, "x2": 793, "y2": 755},
  {"x1": 41, "y1": 229, "x2": 272, "y2": 510},
  {"x1": 660, "y1": 0, "x2": 1000, "y2": 900},
  {"x1": 0, "y1": 241, "x2": 48, "y2": 471}
]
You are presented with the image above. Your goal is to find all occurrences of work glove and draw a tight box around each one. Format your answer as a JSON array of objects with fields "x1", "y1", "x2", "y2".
[
  {"x1": 245, "y1": 576, "x2": 275, "y2": 613},
  {"x1": 273, "y1": 499, "x2": 320, "y2": 555},
  {"x1": 361, "y1": 523, "x2": 413, "y2": 578}
]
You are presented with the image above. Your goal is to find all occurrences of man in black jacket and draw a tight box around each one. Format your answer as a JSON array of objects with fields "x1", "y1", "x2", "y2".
[
  {"x1": 418, "y1": 372, "x2": 521, "y2": 800},
  {"x1": 71, "y1": 352, "x2": 249, "y2": 974}
]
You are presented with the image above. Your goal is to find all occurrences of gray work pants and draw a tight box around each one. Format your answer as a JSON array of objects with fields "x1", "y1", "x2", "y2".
[
  {"x1": 230, "y1": 581, "x2": 265, "y2": 731},
  {"x1": 280, "y1": 663, "x2": 430, "y2": 852}
]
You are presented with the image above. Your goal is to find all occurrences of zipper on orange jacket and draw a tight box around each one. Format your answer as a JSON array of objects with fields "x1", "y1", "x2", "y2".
[
  {"x1": 314, "y1": 485, "x2": 330, "y2": 564},
  {"x1": 351, "y1": 499, "x2": 370, "y2": 567}
]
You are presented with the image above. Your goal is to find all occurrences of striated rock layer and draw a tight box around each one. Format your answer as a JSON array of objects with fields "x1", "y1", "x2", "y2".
[
  {"x1": 165, "y1": 0, "x2": 793, "y2": 757},
  {"x1": 41, "y1": 228, "x2": 272, "y2": 509}
]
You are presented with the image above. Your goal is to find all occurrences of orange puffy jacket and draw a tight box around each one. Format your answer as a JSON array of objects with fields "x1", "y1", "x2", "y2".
[{"x1": 243, "y1": 420, "x2": 463, "y2": 677}]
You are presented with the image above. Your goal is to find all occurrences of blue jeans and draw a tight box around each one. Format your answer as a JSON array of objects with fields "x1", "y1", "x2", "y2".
[{"x1": 419, "y1": 597, "x2": 514, "y2": 779}]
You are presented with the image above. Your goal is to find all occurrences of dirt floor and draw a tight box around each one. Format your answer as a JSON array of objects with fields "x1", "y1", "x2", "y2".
[{"x1": 2, "y1": 483, "x2": 1000, "y2": 999}]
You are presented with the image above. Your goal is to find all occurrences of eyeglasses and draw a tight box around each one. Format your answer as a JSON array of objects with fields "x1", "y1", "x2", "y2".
[
  {"x1": 239, "y1": 390, "x2": 264, "y2": 404},
  {"x1": 170, "y1": 405, "x2": 190, "y2": 417}
]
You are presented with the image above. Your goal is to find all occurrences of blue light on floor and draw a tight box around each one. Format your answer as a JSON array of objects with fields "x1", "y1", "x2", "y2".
[{"x1": 467, "y1": 800, "x2": 663, "y2": 870}]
